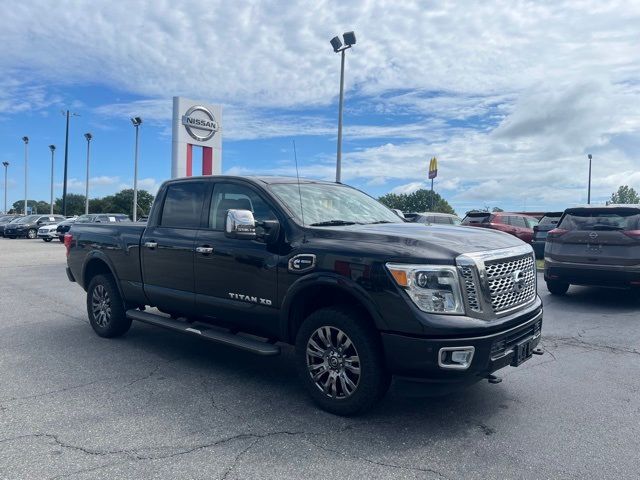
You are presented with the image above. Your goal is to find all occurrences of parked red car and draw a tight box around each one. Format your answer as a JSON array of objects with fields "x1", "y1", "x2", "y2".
[{"x1": 461, "y1": 212, "x2": 539, "y2": 243}]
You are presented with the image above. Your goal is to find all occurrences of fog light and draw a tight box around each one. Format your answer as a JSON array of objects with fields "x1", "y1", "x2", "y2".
[{"x1": 438, "y1": 346, "x2": 475, "y2": 370}]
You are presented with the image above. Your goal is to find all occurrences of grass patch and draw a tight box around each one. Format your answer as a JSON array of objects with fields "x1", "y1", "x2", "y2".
[{"x1": 536, "y1": 259, "x2": 544, "y2": 270}]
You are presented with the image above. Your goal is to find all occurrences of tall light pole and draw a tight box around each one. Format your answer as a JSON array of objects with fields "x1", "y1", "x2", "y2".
[
  {"x1": 22, "y1": 136, "x2": 28, "y2": 214},
  {"x1": 131, "y1": 117, "x2": 142, "y2": 221},
  {"x1": 587, "y1": 154, "x2": 592, "y2": 205},
  {"x1": 61, "y1": 110, "x2": 79, "y2": 216},
  {"x1": 84, "y1": 133, "x2": 92, "y2": 214},
  {"x1": 330, "y1": 31, "x2": 356, "y2": 183},
  {"x1": 49, "y1": 145, "x2": 56, "y2": 214},
  {"x1": 2, "y1": 162, "x2": 8, "y2": 214}
]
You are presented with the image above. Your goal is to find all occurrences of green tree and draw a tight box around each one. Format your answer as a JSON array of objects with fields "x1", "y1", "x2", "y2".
[
  {"x1": 609, "y1": 185, "x2": 639, "y2": 204},
  {"x1": 11, "y1": 200, "x2": 53, "y2": 214},
  {"x1": 378, "y1": 189, "x2": 456, "y2": 215},
  {"x1": 105, "y1": 189, "x2": 154, "y2": 218},
  {"x1": 54, "y1": 194, "x2": 87, "y2": 216}
]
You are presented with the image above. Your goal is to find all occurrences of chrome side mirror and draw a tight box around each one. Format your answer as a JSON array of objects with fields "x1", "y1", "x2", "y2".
[{"x1": 225, "y1": 209, "x2": 256, "y2": 240}]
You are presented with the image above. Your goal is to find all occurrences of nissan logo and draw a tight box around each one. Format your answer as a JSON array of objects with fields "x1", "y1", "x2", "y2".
[
  {"x1": 512, "y1": 269, "x2": 526, "y2": 293},
  {"x1": 181, "y1": 105, "x2": 218, "y2": 142}
]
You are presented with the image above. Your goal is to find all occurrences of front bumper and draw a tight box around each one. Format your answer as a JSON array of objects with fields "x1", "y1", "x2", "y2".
[
  {"x1": 381, "y1": 307, "x2": 542, "y2": 383},
  {"x1": 3, "y1": 229, "x2": 25, "y2": 238},
  {"x1": 38, "y1": 231, "x2": 57, "y2": 239}
]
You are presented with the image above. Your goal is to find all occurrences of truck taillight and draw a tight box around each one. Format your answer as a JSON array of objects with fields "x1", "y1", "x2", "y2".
[
  {"x1": 546, "y1": 228, "x2": 568, "y2": 240},
  {"x1": 64, "y1": 233, "x2": 73, "y2": 256}
]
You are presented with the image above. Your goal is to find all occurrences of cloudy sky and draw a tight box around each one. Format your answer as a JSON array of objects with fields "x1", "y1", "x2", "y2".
[{"x1": 1, "y1": 0, "x2": 639, "y2": 214}]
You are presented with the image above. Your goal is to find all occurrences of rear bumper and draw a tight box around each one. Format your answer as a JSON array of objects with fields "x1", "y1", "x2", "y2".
[
  {"x1": 545, "y1": 257, "x2": 640, "y2": 287},
  {"x1": 381, "y1": 308, "x2": 543, "y2": 383}
]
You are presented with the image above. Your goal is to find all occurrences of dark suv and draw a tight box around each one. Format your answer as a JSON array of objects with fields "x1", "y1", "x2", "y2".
[
  {"x1": 4, "y1": 214, "x2": 66, "y2": 239},
  {"x1": 0, "y1": 215, "x2": 22, "y2": 237},
  {"x1": 531, "y1": 212, "x2": 563, "y2": 258},
  {"x1": 461, "y1": 212, "x2": 539, "y2": 243},
  {"x1": 544, "y1": 205, "x2": 640, "y2": 295}
]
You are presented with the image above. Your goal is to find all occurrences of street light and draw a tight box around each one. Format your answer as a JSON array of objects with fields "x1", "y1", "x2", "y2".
[
  {"x1": 587, "y1": 154, "x2": 593, "y2": 205},
  {"x1": 131, "y1": 117, "x2": 142, "y2": 221},
  {"x1": 84, "y1": 133, "x2": 92, "y2": 214},
  {"x1": 61, "y1": 110, "x2": 79, "y2": 216},
  {"x1": 49, "y1": 145, "x2": 56, "y2": 214},
  {"x1": 329, "y1": 30, "x2": 356, "y2": 183},
  {"x1": 2, "y1": 161, "x2": 8, "y2": 214},
  {"x1": 22, "y1": 136, "x2": 28, "y2": 214}
]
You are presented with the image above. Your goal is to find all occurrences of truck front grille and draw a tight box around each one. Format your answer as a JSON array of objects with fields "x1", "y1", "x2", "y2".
[
  {"x1": 460, "y1": 266, "x2": 481, "y2": 312},
  {"x1": 485, "y1": 254, "x2": 536, "y2": 313}
]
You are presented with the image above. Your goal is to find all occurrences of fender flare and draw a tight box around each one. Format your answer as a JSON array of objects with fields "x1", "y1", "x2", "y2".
[
  {"x1": 81, "y1": 251, "x2": 125, "y2": 301},
  {"x1": 279, "y1": 272, "x2": 388, "y2": 341}
]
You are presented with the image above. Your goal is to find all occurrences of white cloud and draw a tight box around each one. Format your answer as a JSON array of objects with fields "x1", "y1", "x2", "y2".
[{"x1": 2, "y1": 1, "x2": 640, "y2": 211}]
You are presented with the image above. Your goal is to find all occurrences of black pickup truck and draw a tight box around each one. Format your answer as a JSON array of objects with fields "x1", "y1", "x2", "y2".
[{"x1": 66, "y1": 176, "x2": 543, "y2": 415}]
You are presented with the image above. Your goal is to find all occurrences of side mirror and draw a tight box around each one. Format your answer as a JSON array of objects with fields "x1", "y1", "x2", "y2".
[
  {"x1": 225, "y1": 209, "x2": 256, "y2": 240},
  {"x1": 533, "y1": 225, "x2": 539, "y2": 233}
]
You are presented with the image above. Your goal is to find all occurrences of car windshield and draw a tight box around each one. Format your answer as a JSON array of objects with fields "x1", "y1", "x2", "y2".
[
  {"x1": 539, "y1": 215, "x2": 561, "y2": 226},
  {"x1": 269, "y1": 183, "x2": 402, "y2": 226},
  {"x1": 15, "y1": 215, "x2": 38, "y2": 224},
  {"x1": 559, "y1": 210, "x2": 640, "y2": 231},
  {"x1": 75, "y1": 215, "x2": 94, "y2": 223},
  {"x1": 462, "y1": 213, "x2": 491, "y2": 225}
]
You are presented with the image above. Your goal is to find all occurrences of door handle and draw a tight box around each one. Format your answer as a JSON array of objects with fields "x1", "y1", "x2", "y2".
[
  {"x1": 144, "y1": 241, "x2": 158, "y2": 249},
  {"x1": 195, "y1": 246, "x2": 214, "y2": 255}
]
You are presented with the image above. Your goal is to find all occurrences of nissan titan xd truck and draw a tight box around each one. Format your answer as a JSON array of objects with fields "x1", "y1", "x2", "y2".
[{"x1": 65, "y1": 176, "x2": 543, "y2": 415}]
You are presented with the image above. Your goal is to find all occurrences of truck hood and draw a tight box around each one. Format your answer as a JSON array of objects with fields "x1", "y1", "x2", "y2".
[{"x1": 312, "y1": 222, "x2": 525, "y2": 262}]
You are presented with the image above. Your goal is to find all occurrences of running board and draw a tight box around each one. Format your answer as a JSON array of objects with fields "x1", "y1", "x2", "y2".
[{"x1": 126, "y1": 309, "x2": 280, "y2": 356}]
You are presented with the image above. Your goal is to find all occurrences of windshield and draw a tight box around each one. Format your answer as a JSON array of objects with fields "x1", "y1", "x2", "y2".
[
  {"x1": 15, "y1": 215, "x2": 38, "y2": 224},
  {"x1": 75, "y1": 215, "x2": 94, "y2": 223},
  {"x1": 462, "y1": 213, "x2": 491, "y2": 225},
  {"x1": 559, "y1": 210, "x2": 640, "y2": 231},
  {"x1": 270, "y1": 183, "x2": 402, "y2": 226}
]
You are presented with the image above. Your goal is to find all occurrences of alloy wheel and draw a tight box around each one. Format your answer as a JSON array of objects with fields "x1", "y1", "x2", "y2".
[
  {"x1": 91, "y1": 284, "x2": 112, "y2": 327},
  {"x1": 306, "y1": 326, "x2": 361, "y2": 399},
  {"x1": 27, "y1": 229, "x2": 37, "y2": 239}
]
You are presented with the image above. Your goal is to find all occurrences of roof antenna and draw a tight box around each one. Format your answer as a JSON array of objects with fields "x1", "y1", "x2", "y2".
[{"x1": 293, "y1": 140, "x2": 306, "y2": 228}]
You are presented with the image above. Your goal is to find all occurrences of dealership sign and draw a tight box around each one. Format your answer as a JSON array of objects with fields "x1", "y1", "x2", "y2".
[{"x1": 172, "y1": 97, "x2": 222, "y2": 178}]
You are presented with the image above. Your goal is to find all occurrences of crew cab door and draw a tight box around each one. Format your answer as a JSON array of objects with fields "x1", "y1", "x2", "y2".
[
  {"x1": 141, "y1": 180, "x2": 209, "y2": 315},
  {"x1": 194, "y1": 181, "x2": 280, "y2": 337}
]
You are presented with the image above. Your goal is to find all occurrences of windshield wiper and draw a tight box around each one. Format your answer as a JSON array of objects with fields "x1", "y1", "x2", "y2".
[
  {"x1": 309, "y1": 220, "x2": 361, "y2": 226},
  {"x1": 366, "y1": 220, "x2": 393, "y2": 224}
]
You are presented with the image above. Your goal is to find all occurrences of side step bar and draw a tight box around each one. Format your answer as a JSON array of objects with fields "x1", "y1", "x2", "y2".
[{"x1": 126, "y1": 309, "x2": 280, "y2": 356}]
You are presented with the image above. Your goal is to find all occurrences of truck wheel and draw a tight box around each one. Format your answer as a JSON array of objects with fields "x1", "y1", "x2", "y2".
[
  {"x1": 43, "y1": 238, "x2": 52, "y2": 242},
  {"x1": 295, "y1": 306, "x2": 390, "y2": 416},
  {"x1": 27, "y1": 229, "x2": 37, "y2": 239},
  {"x1": 86, "y1": 274, "x2": 132, "y2": 338},
  {"x1": 546, "y1": 279, "x2": 569, "y2": 295}
]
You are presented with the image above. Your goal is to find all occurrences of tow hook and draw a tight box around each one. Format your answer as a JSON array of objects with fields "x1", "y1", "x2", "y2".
[
  {"x1": 532, "y1": 347, "x2": 544, "y2": 356},
  {"x1": 486, "y1": 374, "x2": 502, "y2": 384}
]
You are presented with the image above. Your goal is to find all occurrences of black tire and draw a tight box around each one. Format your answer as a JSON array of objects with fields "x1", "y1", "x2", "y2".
[
  {"x1": 58, "y1": 236, "x2": 65, "y2": 243},
  {"x1": 43, "y1": 238, "x2": 52, "y2": 242},
  {"x1": 27, "y1": 228, "x2": 37, "y2": 239},
  {"x1": 295, "y1": 306, "x2": 390, "y2": 416},
  {"x1": 546, "y1": 279, "x2": 569, "y2": 295},
  {"x1": 86, "y1": 274, "x2": 132, "y2": 338}
]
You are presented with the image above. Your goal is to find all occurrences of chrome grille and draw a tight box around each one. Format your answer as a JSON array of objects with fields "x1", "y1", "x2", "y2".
[
  {"x1": 485, "y1": 254, "x2": 536, "y2": 312},
  {"x1": 460, "y1": 266, "x2": 481, "y2": 312}
]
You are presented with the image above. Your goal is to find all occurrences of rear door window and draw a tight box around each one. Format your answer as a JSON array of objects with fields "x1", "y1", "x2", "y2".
[
  {"x1": 509, "y1": 216, "x2": 527, "y2": 228},
  {"x1": 160, "y1": 182, "x2": 208, "y2": 228}
]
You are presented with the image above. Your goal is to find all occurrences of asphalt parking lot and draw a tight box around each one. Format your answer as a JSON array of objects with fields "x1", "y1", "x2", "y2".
[{"x1": 1, "y1": 239, "x2": 639, "y2": 480}]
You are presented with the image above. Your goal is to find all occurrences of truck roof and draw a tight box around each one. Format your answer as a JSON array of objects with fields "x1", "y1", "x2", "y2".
[{"x1": 163, "y1": 175, "x2": 337, "y2": 186}]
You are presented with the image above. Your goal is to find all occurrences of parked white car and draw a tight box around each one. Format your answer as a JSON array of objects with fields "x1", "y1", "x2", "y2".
[{"x1": 37, "y1": 223, "x2": 60, "y2": 242}]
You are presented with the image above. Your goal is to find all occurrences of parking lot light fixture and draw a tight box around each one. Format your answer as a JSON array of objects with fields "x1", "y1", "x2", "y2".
[
  {"x1": 130, "y1": 117, "x2": 142, "y2": 221},
  {"x1": 84, "y1": 133, "x2": 92, "y2": 215},
  {"x1": 587, "y1": 154, "x2": 592, "y2": 205},
  {"x1": 330, "y1": 30, "x2": 356, "y2": 183},
  {"x1": 2, "y1": 161, "x2": 8, "y2": 214},
  {"x1": 49, "y1": 145, "x2": 56, "y2": 214},
  {"x1": 22, "y1": 136, "x2": 28, "y2": 214}
]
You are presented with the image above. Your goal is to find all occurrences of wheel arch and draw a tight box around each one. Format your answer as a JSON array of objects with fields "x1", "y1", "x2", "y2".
[
  {"x1": 280, "y1": 273, "x2": 387, "y2": 344},
  {"x1": 81, "y1": 253, "x2": 125, "y2": 301}
]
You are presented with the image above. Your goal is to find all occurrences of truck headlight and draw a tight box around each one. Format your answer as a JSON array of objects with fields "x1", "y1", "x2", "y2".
[{"x1": 386, "y1": 263, "x2": 465, "y2": 314}]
